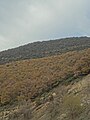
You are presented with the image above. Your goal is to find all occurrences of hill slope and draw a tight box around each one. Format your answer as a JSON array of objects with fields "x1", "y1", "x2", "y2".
[
  {"x1": 0, "y1": 48, "x2": 90, "y2": 106},
  {"x1": 0, "y1": 48, "x2": 90, "y2": 120},
  {"x1": 0, "y1": 36, "x2": 90, "y2": 64}
]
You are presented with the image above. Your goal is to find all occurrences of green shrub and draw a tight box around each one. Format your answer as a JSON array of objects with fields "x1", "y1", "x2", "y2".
[{"x1": 63, "y1": 95, "x2": 85, "y2": 120}]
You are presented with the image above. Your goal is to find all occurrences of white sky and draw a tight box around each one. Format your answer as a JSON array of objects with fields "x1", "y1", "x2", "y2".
[{"x1": 0, "y1": 0, "x2": 90, "y2": 51}]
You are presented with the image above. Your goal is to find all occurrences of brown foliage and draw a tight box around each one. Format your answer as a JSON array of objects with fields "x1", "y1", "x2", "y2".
[{"x1": 0, "y1": 48, "x2": 90, "y2": 105}]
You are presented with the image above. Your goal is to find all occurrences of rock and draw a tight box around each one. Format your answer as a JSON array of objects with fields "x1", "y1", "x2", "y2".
[
  {"x1": 60, "y1": 113, "x2": 67, "y2": 120},
  {"x1": 52, "y1": 93, "x2": 56, "y2": 97}
]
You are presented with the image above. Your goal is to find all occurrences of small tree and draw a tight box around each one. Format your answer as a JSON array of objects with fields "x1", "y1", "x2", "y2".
[{"x1": 63, "y1": 95, "x2": 84, "y2": 120}]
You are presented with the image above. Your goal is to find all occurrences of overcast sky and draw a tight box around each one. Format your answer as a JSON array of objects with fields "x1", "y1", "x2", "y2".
[{"x1": 0, "y1": 0, "x2": 90, "y2": 51}]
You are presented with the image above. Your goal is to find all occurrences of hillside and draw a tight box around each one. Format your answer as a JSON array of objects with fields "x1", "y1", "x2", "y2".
[
  {"x1": 0, "y1": 48, "x2": 90, "y2": 120},
  {"x1": 0, "y1": 36, "x2": 90, "y2": 64},
  {"x1": 1, "y1": 74, "x2": 90, "y2": 120}
]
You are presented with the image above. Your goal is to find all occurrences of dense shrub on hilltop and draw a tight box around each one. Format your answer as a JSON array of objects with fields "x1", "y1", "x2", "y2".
[{"x1": 0, "y1": 37, "x2": 90, "y2": 64}]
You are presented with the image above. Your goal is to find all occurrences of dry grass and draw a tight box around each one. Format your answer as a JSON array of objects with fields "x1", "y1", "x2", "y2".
[{"x1": 0, "y1": 48, "x2": 90, "y2": 105}]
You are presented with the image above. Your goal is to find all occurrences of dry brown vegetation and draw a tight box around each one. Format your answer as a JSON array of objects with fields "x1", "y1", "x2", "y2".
[{"x1": 0, "y1": 48, "x2": 90, "y2": 106}]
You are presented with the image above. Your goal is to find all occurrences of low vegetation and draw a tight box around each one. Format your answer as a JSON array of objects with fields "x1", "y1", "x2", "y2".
[
  {"x1": 0, "y1": 36, "x2": 90, "y2": 120},
  {"x1": 0, "y1": 48, "x2": 90, "y2": 107}
]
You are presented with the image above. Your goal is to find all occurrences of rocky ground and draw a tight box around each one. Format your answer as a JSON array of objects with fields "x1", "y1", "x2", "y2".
[{"x1": 0, "y1": 74, "x2": 90, "y2": 120}]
